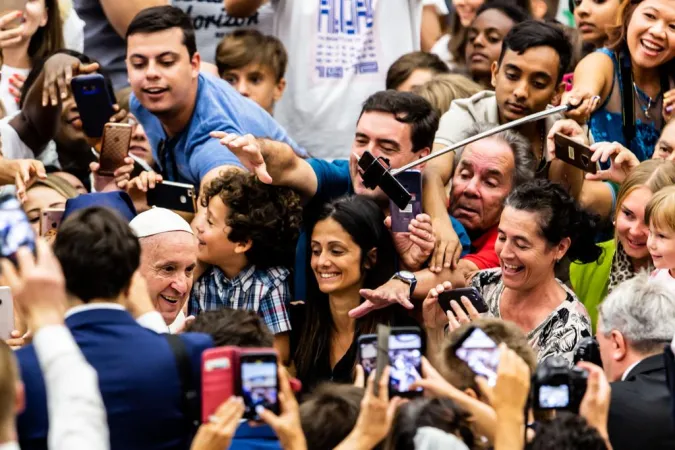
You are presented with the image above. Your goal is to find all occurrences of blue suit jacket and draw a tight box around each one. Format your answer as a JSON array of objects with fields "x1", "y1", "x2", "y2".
[{"x1": 16, "y1": 307, "x2": 213, "y2": 450}]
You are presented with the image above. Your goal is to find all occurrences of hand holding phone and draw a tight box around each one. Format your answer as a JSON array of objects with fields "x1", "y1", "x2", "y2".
[
  {"x1": 554, "y1": 132, "x2": 598, "y2": 174},
  {"x1": 438, "y1": 287, "x2": 488, "y2": 316},
  {"x1": 39, "y1": 208, "x2": 65, "y2": 238},
  {"x1": 239, "y1": 349, "x2": 279, "y2": 421},
  {"x1": 390, "y1": 170, "x2": 422, "y2": 233},
  {"x1": 0, "y1": 194, "x2": 36, "y2": 265},
  {"x1": 70, "y1": 74, "x2": 116, "y2": 138},
  {"x1": 0, "y1": 0, "x2": 27, "y2": 29},
  {"x1": 146, "y1": 181, "x2": 197, "y2": 214},
  {"x1": 452, "y1": 326, "x2": 500, "y2": 387},
  {"x1": 387, "y1": 327, "x2": 423, "y2": 397},
  {"x1": 99, "y1": 123, "x2": 132, "y2": 176}
]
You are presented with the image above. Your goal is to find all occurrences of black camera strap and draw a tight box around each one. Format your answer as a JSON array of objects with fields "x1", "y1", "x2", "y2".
[{"x1": 164, "y1": 334, "x2": 200, "y2": 438}]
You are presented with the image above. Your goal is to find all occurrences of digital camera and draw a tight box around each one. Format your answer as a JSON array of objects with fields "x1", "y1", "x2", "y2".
[
  {"x1": 573, "y1": 336, "x2": 603, "y2": 368},
  {"x1": 531, "y1": 356, "x2": 588, "y2": 413}
]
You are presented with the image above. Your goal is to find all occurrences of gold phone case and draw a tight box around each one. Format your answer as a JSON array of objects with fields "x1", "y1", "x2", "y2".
[{"x1": 99, "y1": 123, "x2": 132, "y2": 176}]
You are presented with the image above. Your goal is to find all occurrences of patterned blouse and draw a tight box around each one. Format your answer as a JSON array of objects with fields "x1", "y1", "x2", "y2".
[{"x1": 471, "y1": 268, "x2": 592, "y2": 365}]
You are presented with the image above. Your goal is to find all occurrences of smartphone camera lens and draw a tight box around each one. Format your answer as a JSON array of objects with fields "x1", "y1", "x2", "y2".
[{"x1": 180, "y1": 195, "x2": 187, "y2": 204}]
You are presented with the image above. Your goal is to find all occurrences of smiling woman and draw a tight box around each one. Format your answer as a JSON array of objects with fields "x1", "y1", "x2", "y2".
[{"x1": 469, "y1": 179, "x2": 599, "y2": 364}]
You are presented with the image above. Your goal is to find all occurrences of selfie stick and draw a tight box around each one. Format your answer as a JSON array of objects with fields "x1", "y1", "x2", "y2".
[{"x1": 357, "y1": 103, "x2": 575, "y2": 210}]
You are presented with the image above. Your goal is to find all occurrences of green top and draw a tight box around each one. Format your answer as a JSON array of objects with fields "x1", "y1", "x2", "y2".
[{"x1": 569, "y1": 240, "x2": 615, "y2": 330}]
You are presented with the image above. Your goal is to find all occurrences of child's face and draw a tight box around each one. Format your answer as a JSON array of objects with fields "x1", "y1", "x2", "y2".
[
  {"x1": 647, "y1": 221, "x2": 675, "y2": 270},
  {"x1": 221, "y1": 63, "x2": 285, "y2": 114},
  {"x1": 192, "y1": 196, "x2": 242, "y2": 266}
]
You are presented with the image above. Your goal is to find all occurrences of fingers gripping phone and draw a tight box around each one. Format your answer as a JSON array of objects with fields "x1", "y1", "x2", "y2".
[
  {"x1": 0, "y1": 194, "x2": 36, "y2": 266},
  {"x1": 388, "y1": 327, "x2": 423, "y2": 398},
  {"x1": 70, "y1": 74, "x2": 116, "y2": 138},
  {"x1": 452, "y1": 326, "x2": 501, "y2": 387},
  {"x1": 438, "y1": 287, "x2": 489, "y2": 316},
  {"x1": 99, "y1": 123, "x2": 132, "y2": 176},
  {"x1": 146, "y1": 181, "x2": 197, "y2": 214},
  {"x1": 39, "y1": 208, "x2": 65, "y2": 238},
  {"x1": 0, "y1": 0, "x2": 27, "y2": 28},
  {"x1": 239, "y1": 349, "x2": 279, "y2": 421},
  {"x1": 390, "y1": 170, "x2": 422, "y2": 233},
  {"x1": 554, "y1": 132, "x2": 598, "y2": 174}
]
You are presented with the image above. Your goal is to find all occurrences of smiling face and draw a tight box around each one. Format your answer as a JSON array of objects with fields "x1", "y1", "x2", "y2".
[
  {"x1": 573, "y1": 0, "x2": 621, "y2": 47},
  {"x1": 126, "y1": 27, "x2": 200, "y2": 118},
  {"x1": 453, "y1": 0, "x2": 486, "y2": 27},
  {"x1": 615, "y1": 186, "x2": 652, "y2": 261},
  {"x1": 310, "y1": 217, "x2": 370, "y2": 295},
  {"x1": 349, "y1": 111, "x2": 428, "y2": 205},
  {"x1": 192, "y1": 195, "x2": 246, "y2": 266},
  {"x1": 652, "y1": 121, "x2": 675, "y2": 160},
  {"x1": 221, "y1": 63, "x2": 284, "y2": 113},
  {"x1": 495, "y1": 206, "x2": 569, "y2": 291},
  {"x1": 492, "y1": 46, "x2": 562, "y2": 122},
  {"x1": 466, "y1": 9, "x2": 516, "y2": 82},
  {"x1": 139, "y1": 231, "x2": 198, "y2": 325},
  {"x1": 626, "y1": 0, "x2": 675, "y2": 70},
  {"x1": 449, "y1": 138, "x2": 515, "y2": 232},
  {"x1": 647, "y1": 221, "x2": 675, "y2": 270}
]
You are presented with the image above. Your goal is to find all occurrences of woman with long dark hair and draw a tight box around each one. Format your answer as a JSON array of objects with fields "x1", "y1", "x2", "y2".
[{"x1": 290, "y1": 195, "x2": 418, "y2": 392}]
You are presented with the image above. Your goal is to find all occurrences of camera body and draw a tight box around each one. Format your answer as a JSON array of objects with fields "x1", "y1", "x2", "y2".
[
  {"x1": 531, "y1": 356, "x2": 588, "y2": 413},
  {"x1": 573, "y1": 336, "x2": 603, "y2": 368}
]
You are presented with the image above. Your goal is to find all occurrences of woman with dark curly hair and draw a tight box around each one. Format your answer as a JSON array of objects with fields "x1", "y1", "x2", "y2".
[{"x1": 189, "y1": 170, "x2": 303, "y2": 361}]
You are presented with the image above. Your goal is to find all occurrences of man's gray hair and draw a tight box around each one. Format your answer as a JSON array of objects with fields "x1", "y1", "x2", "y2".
[
  {"x1": 599, "y1": 272, "x2": 675, "y2": 354},
  {"x1": 454, "y1": 122, "x2": 536, "y2": 187}
]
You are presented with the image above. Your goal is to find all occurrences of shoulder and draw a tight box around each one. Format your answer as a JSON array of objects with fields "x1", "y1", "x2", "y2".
[
  {"x1": 308, "y1": 158, "x2": 350, "y2": 175},
  {"x1": 259, "y1": 266, "x2": 291, "y2": 284},
  {"x1": 472, "y1": 268, "x2": 503, "y2": 287},
  {"x1": 178, "y1": 331, "x2": 214, "y2": 354}
]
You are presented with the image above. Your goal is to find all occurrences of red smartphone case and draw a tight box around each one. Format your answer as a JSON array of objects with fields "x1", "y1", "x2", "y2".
[{"x1": 201, "y1": 346, "x2": 239, "y2": 423}]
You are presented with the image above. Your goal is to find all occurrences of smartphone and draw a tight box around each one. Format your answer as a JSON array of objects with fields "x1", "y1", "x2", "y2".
[
  {"x1": 0, "y1": 194, "x2": 35, "y2": 265},
  {"x1": 554, "y1": 132, "x2": 597, "y2": 174},
  {"x1": 438, "y1": 287, "x2": 489, "y2": 316},
  {"x1": 357, "y1": 334, "x2": 378, "y2": 377},
  {"x1": 388, "y1": 327, "x2": 423, "y2": 397},
  {"x1": 537, "y1": 384, "x2": 570, "y2": 409},
  {"x1": 0, "y1": 0, "x2": 27, "y2": 28},
  {"x1": 390, "y1": 170, "x2": 422, "y2": 232},
  {"x1": 239, "y1": 349, "x2": 279, "y2": 421},
  {"x1": 99, "y1": 123, "x2": 132, "y2": 176},
  {"x1": 146, "y1": 181, "x2": 197, "y2": 214},
  {"x1": 453, "y1": 326, "x2": 500, "y2": 387},
  {"x1": 201, "y1": 346, "x2": 239, "y2": 423},
  {"x1": 39, "y1": 208, "x2": 65, "y2": 238},
  {"x1": 70, "y1": 74, "x2": 116, "y2": 138},
  {"x1": 0, "y1": 287, "x2": 14, "y2": 340}
]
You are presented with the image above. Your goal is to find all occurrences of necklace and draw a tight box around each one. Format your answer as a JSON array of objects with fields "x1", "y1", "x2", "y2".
[
  {"x1": 632, "y1": 82, "x2": 661, "y2": 119},
  {"x1": 535, "y1": 122, "x2": 547, "y2": 174}
]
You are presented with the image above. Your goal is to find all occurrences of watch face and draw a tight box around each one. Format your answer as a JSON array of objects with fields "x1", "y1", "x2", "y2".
[{"x1": 398, "y1": 271, "x2": 415, "y2": 281}]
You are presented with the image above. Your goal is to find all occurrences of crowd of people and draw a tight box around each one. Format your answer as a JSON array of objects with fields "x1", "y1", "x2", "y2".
[{"x1": 0, "y1": 0, "x2": 675, "y2": 449}]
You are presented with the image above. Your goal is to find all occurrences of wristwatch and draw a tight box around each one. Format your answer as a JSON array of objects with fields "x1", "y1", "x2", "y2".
[{"x1": 390, "y1": 270, "x2": 417, "y2": 298}]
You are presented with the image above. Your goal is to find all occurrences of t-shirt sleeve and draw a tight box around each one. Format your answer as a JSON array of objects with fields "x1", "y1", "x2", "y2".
[
  {"x1": 462, "y1": 229, "x2": 499, "y2": 270},
  {"x1": 434, "y1": 106, "x2": 475, "y2": 147},
  {"x1": 189, "y1": 137, "x2": 245, "y2": 184},
  {"x1": 309, "y1": 159, "x2": 351, "y2": 200},
  {"x1": 0, "y1": 119, "x2": 34, "y2": 159}
]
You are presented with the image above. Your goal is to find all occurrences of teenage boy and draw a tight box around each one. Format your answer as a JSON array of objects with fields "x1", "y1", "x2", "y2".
[
  {"x1": 190, "y1": 171, "x2": 303, "y2": 361},
  {"x1": 216, "y1": 29, "x2": 287, "y2": 114}
]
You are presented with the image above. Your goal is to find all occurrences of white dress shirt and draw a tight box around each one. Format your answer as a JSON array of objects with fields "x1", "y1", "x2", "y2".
[
  {"x1": 0, "y1": 442, "x2": 21, "y2": 450},
  {"x1": 33, "y1": 324, "x2": 109, "y2": 450}
]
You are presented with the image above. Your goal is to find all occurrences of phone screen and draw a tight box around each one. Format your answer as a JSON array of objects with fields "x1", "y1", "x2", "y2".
[
  {"x1": 388, "y1": 333, "x2": 423, "y2": 394},
  {"x1": 0, "y1": 195, "x2": 35, "y2": 262},
  {"x1": 359, "y1": 339, "x2": 378, "y2": 376},
  {"x1": 455, "y1": 328, "x2": 500, "y2": 387},
  {"x1": 538, "y1": 384, "x2": 570, "y2": 409},
  {"x1": 240, "y1": 359, "x2": 278, "y2": 421}
]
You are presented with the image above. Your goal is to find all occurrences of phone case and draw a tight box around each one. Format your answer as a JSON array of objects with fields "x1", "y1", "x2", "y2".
[
  {"x1": 201, "y1": 346, "x2": 239, "y2": 423},
  {"x1": 70, "y1": 74, "x2": 115, "y2": 138},
  {"x1": 146, "y1": 181, "x2": 197, "y2": 213},
  {"x1": 390, "y1": 170, "x2": 422, "y2": 232},
  {"x1": 554, "y1": 133, "x2": 597, "y2": 174},
  {"x1": 39, "y1": 208, "x2": 65, "y2": 238},
  {"x1": 99, "y1": 123, "x2": 132, "y2": 176},
  {"x1": 438, "y1": 287, "x2": 489, "y2": 315},
  {"x1": 0, "y1": 0, "x2": 27, "y2": 27},
  {"x1": 0, "y1": 287, "x2": 14, "y2": 341}
]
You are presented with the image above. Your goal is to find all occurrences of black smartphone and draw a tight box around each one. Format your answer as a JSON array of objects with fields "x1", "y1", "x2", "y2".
[
  {"x1": 388, "y1": 327, "x2": 423, "y2": 398},
  {"x1": 357, "y1": 334, "x2": 378, "y2": 377},
  {"x1": 146, "y1": 181, "x2": 197, "y2": 214},
  {"x1": 554, "y1": 132, "x2": 598, "y2": 174},
  {"x1": 238, "y1": 349, "x2": 279, "y2": 421},
  {"x1": 438, "y1": 287, "x2": 489, "y2": 316},
  {"x1": 390, "y1": 170, "x2": 422, "y2": 233},
  {"x1": 0, "y1": 194, "x2": 36, "y2": 266},
  {"x1": 70, "y1": 74, "x2": 116, "y2": 138},
  {"x1": 452, "y1": 326, "x2": 500, "y2": 387}
]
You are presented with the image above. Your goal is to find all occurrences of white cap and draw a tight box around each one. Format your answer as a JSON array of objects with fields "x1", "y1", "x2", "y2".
[{"x1": 129, "y1": 207, "x2": 194, "y2": 238}]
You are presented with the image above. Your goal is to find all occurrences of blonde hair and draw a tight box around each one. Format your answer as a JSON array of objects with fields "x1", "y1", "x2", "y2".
[
  {"x1": 0, "y1": 341, "x2": 18, "y2": 425},
  {"x1": 646, "y1": 185, "x2": 675, "y2": 233},
  {"x1": 411, "y1": 74, "x2": 482, "y2": 118},
  {"x1": 615, "y1": 159, "x2": 675, "y2": 223}
]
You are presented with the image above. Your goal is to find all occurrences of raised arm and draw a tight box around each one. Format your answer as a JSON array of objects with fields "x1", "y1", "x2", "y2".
[
  {"x1": 100, "y1": 0, "x2": 169, "y2": 37},
  {"x1": 563, "y1": 52, "x2": 615, "y2": 122},
  {"x1": 211, "y1": 132, "x2": 318, "y2": 202},
  {"x1": 224, "y1": 0, "x2": 266, "y2": 18}
]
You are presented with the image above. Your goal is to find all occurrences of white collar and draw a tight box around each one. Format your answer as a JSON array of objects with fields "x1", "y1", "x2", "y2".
[
  {"x1": 65, "y1": 303, "x2": 126, "y2": 319},
  {"x1": 0, "y1": 441, "x2": 21, "y2": 450},
  {"x1": 621, "y1": 359, "x2": 643, "y2": 381}
]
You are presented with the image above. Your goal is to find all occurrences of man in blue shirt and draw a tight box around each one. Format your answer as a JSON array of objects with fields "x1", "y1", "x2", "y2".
[
  {"x1": 212, "y1": 90, "x2": 471, "y2": 303},
  {"x1": 125, "y1": 6, "x2": 305, "y2": 189}
]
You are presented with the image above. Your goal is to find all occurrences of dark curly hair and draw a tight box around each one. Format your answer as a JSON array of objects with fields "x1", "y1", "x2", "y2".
[
  {"x1": 504, "y1": 179, "x2": 602, "y2": 264},
  {"x1": 186, "y1": 309, "x2": 273, "y2": 348},
  {"x1": 201, "y1": 171, "x2": 302, "y2": 269},
  {"x1": 527, "y1": 412, "x2": 608, "y2": 450}
]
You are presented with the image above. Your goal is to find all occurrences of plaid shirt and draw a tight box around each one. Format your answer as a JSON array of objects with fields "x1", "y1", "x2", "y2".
[{"x1": 189, "y1": 265, "x2": 292, "y2": 334}]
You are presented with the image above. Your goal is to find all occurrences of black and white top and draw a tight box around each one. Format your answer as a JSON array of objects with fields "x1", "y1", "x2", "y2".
[{"x1": 471, "y1": 268, "x2": 592, "y2": 365}]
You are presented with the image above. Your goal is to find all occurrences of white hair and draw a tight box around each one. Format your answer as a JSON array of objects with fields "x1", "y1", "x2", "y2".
[{"x1": 599, "y1": 272, "x2": 675, "y2": 353}]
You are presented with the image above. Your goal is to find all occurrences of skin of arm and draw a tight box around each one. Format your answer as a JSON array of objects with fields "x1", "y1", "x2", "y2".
[
  {"x1": 571, "y1": 52, "x2": 615, "y2": 105},
  {"x1": 257, "y1": 138, "x2": 318, "y2": 202},
  {"x1": 223, "y1": 0, "x2": 266, "y2": 17},
  {"x1": 579, "y1": 180, "x2": 614, "y2": 220},
  {"x1": 0, "y1": 158, "x2": 18, "y2": 185},
  {"x1": 421, "y1": 5, "x2": 445, "y2": 52},
  {"x1": 422, "y1": 143, "x2": 455, "y2": 221},
  {"x1": 493, "y1": 404, "x2": 525, "y2": 450},
  {"x1": 274, "y1": 333, "x2": 290, "y2": 366},
  {"x1": 411, "y1": 263, "x2": 472, "y2": 299},
  {"x1": 548, "y1": 160, "x2": 585, "y2": 200},
  {"x1": 100, "y1": 0, "x2": 169, "y2": 37}
]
